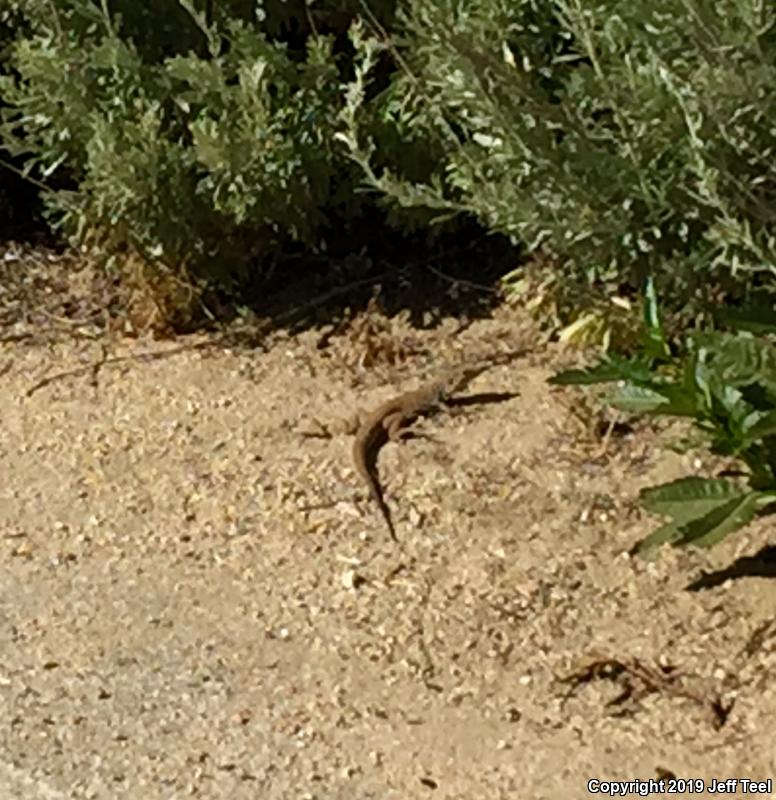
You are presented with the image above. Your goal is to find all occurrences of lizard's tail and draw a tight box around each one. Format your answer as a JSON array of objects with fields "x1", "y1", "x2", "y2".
[{"x1": 370, "y1": 482, "x2": 397, "y2": 542}]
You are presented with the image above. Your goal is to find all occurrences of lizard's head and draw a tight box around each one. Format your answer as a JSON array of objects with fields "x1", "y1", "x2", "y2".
[{"x1": 445, "y1": 363, "x2": 488, "y2": 396}]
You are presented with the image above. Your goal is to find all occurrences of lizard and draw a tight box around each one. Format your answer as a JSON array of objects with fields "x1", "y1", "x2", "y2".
[{"x1": 352, "y1": 359, "x2": 508, "y2": 541}]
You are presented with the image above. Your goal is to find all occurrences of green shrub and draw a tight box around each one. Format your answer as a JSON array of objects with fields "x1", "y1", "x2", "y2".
[
  {"x1": 340, "y1": 0, "x2": 776, "y2": 310},
  {"x1": 0, "y1": 0, "x2": 363, "y2": 291}
]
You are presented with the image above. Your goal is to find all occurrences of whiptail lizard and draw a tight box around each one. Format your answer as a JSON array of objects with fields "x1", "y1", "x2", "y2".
[{"x1": 352, "y1": 357, "x2": 517, "y2": 540}]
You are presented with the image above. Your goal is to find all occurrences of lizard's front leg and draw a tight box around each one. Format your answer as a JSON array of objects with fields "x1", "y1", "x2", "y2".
[
  {"x1": 384, "y1": 411, "x2": 410, "y2": 442},
  {"x1": 384, "y1": 412, "x2": 438, "y2": 444}
]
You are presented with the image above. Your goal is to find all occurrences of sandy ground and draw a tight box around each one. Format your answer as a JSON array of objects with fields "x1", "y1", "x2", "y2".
[{"x1": 2, "y1": 270, "x2": 776, "y2": 799}]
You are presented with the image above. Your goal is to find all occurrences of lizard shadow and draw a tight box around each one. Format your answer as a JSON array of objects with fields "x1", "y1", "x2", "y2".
[
  {"x1": 393, "y1": 392, "x2": 520, "y2": 443},
  {"x1": 446, "y1": 390, "x2": 520, "y2": 410},
  {"x1": 381, "y1": 393, "x2": 520, "y2": 447}
]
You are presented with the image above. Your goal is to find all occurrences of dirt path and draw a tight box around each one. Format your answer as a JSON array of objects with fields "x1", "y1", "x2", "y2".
[{"x1": 2, "y1": 309, "x2": 775, "y2": 799}]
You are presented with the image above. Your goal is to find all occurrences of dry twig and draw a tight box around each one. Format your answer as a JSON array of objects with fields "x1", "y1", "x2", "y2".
[
  {"x1": 559, "y1": 653, "x2": 731, "y2": 729},
  {"x1": 25, "y1": 339, "x2": 217, "y2": 398}
]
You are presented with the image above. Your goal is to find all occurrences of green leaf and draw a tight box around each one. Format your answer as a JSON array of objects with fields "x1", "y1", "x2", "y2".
[
  {"x1": 675, "y1": 492, "x2": 761, "y2": 548},
  {"x1": 549, "y1": 355, "x2": 653, "y2": 386},
  {"x1": 631, "y1": 519, "x2": 686, "y2": 553},
  {"x1": 607, "y1": 383, "x2": 671, "y2": 412},
  {"x1": 695, "y1": 332, "x2": 776, "y2": 390},
  {"x1": 718, "y1": 305, "x2": 776, "y2": 336},
  {"x1": 633, "y1": 491, "x2": 761, "y2": 555},
  {"x1": 549, "y1": 364, "x2": 622, "y2": 385},
  {"x1": 641, "y1": 276, "x2": 670, "y2": 360},
  {"x1": 648, "y1": 382, "x2": 700, "y2": 416},
  {"x1": 743, "y1": 409, "x2": 776, "y2": 443},
  {"x1": 639, "y1": 476, "x2": 745, "y2": 521},
  {"x1": 709, "y1": 382, "x2": 746, "y2": 418},
  {"x1": 691, "y1": 351, "x2": 713, "y2": 410}
]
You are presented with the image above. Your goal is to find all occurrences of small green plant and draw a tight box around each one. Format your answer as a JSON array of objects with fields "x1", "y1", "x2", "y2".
[{"x1": 550, "y1": 279, "x2": 776, "y2": 555}]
